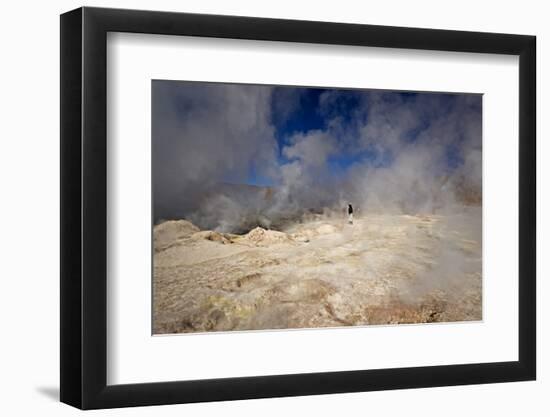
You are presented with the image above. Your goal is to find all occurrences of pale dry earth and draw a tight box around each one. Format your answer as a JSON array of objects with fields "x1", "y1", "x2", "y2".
[{"x1": 153, "y1": 209, "x2": 482, "y2": 334}]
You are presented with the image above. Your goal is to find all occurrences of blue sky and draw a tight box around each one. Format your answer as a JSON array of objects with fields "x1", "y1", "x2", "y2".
[{"x1": 241, "y1": 86, "x2": 478, "y2": 187}]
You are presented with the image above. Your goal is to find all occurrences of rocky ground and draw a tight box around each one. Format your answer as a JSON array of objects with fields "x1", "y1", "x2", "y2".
[{"x1": 153, "y1": 209, "x2": 482, "y2": 334}]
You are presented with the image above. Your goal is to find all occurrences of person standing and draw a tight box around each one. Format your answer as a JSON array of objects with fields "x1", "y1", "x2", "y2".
[{"x1": 348, "y1": 204, "x2": 354, "y2": 225}]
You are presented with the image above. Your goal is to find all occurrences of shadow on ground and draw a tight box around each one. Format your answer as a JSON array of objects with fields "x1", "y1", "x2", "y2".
[{"x1": 35, "y1": 386, "x2": 59, "y2": 401}]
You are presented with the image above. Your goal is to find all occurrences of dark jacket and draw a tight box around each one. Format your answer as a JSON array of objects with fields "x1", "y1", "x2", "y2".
[{"x1": 348, "y1": 204, "x2": 353, "y2": 214}]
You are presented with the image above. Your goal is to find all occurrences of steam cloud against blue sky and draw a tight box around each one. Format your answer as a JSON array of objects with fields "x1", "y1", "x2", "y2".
[{"x1": 152, "y1": 80, "x2": 482, "y2": 231}]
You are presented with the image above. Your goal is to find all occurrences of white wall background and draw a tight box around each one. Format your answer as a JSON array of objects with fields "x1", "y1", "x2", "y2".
[{"x1": 0, "y1": 0, "x2": 545, "y2": 415}]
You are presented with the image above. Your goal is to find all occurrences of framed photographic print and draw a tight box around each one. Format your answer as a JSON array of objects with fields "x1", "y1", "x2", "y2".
[{"x1": 60, "y1": 6, "x2": 536, "y2": 409}]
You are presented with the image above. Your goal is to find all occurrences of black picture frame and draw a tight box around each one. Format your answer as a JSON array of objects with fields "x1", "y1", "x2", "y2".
[{"x1": 60, "y1": 6, "x2": 536, "y2": 410}]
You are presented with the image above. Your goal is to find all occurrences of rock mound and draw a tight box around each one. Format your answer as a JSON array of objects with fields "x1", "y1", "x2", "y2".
[
  {"x1": 291, "y1": 233, "x2": 310, "y2": 243},
  {"x1": 240, "y1": 227, "x2": 294, "y2": 246},
  {"x1": 154, "y1": 220, "x2": 200, "y2": 251},
  {"x1": 191, "y1": 230, "x2": 231, "y2": 244}
]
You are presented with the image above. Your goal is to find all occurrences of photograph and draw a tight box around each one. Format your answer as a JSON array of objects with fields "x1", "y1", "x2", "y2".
[
  {"x1": 52, "y1": 3, "x2": 541, "y2": 411},
  {"x1": 152, "y1": 80, "x2": 483, "y2": 334}
]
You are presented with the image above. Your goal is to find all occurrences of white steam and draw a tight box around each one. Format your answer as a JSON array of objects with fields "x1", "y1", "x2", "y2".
[{"x1": 153, "y1": 82, "x2": 481, "y2": 233}]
